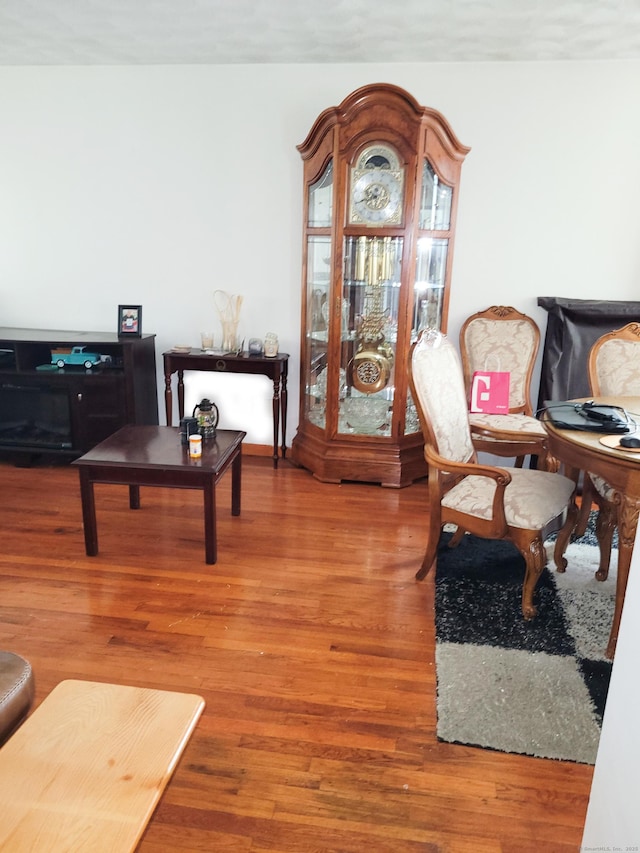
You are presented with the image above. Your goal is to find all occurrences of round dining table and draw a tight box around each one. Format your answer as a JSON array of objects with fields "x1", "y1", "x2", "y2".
[{"x1": 543, "y1": 396, "x2": 640, "y2": 658}]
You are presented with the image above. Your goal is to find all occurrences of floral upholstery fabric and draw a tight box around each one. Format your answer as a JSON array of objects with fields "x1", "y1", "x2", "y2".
[
  {"x1": 594, "y1": 339, "x2": 640, "y2": 395},
  {"x1": 442, "y1": 468, "x2": 574, "y2": 529},
  {"x1": 463, "y1": 318, "x2": 537, "y2": 409},
  {"x1": 411, "y1": 331, "x2": 475, "y2": 463},
  {"x1": 469, "y1": 412, "x2": 546, "y2": 436}
]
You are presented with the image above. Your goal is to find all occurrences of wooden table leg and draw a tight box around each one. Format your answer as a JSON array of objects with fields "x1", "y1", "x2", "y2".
[
  {"x1": 231, "y1": 446, "x2": 242, "y2": 517},
  {"x1": 129, "y1": 485, "x2": 141, "y2": 509},
  {"x1": 177, "y1": 370, "x2": 185, "y2": 421},
  {"x1": 164, "y1": 369, "x2": 173, "y2": 426},
  {"x1": 606, "y1": 491, "x2": 640, "y2": 658},
  {"x1": 280, "y1": 365, "x2": 288, "y2": 460},
  {"x1": 203, "y1": 478, "x2": 217, "y2": 565},
  {"x1": 271, "y1": 375, "x2": 280, "y2": 469},
  {"x1": 78, "y1": 468, "x2": 98, "y2": 556}
]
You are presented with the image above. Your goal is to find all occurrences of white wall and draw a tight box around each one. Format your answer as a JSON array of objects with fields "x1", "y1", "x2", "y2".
[
  {"x1": 582, "y1": 523, "x2": 640, "y2": 847},
  {"x1": 1, "y1": 61, "x2": 639, "y2": 440}
]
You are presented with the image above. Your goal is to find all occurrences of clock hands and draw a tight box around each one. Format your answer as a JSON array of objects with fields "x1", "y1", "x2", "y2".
[{"x1": 361, "y1": 183, "x2": 390, "y2": 211}]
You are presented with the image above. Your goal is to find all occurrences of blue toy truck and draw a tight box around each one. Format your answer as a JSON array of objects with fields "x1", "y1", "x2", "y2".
[{"x1": 51, "y1": 346, "x2": 104, "y2": 369}]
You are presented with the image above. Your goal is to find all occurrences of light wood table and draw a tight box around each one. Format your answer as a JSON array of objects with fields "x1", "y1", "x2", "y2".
[
  {"x1": 0, "y1": 679, "x2": 204, "y2": 852},
  {"x1": 544, "y1": 395, "x2": 640, "y2": 658}
]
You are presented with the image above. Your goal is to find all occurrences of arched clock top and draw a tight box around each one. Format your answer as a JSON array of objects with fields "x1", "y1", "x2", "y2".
[
  {"x1": 338, "y1": 83, "x2": 426, "y2": 124},
  {"x1": 297, "y1": 107, "x2": 338, "y2": 160}
]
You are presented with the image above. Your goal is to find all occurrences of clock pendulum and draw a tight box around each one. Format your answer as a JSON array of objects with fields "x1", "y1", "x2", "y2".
[{"x1": 350, "y1": 236, "x2": 396, "y2": 395}]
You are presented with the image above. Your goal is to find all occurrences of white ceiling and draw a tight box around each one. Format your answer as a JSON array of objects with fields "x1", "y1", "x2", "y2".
[{"x1": 1, "y1": 0, "x2": 639, "y2": 66}]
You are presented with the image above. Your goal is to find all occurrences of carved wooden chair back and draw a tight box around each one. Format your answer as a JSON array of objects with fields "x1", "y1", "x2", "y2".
[
  {"x1": 458, "y1": 306, "x2": 549, "y2": 468},
  {"x1": 409, "y1": 328, "x2": 476, "y2": 466},
  {"x1": 460, "y1": 305, "x2": 540, "y2": 415},
  {"x1": 589, "y1": 322, "x2": 640, "y2": 396}
]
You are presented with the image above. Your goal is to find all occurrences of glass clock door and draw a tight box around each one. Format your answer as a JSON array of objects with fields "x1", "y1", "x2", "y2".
[
  {"x1": 339, "y1": 236, "x2": 402, "y2": 436},
  {"x1": 303, "y1": 160, "x2": 333, "y2": 430},
  {"x1": 405, "y1": 160, "x2": 455, "y2": 435}
]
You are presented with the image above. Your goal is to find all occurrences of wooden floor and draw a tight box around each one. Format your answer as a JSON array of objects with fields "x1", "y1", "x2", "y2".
[{"x1": 0, "y1": 453, "x2": 593, "y2": 852}]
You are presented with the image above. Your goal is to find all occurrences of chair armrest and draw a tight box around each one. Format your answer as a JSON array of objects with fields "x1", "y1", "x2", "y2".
[
  {"x1": 425, "y1": 446, "x2": 512, "y2": 533},
  {"x1": 425, "y1": 446, "x2": 512, "y2": 485}
]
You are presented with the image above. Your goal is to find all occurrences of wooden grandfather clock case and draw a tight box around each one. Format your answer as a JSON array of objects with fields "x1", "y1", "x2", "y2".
[{"x1": 291, "y1": 83, "x2": 470, "y2": 487}]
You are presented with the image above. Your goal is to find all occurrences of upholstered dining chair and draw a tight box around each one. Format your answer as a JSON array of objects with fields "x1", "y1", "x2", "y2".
[
  {"x1": 575, "y1": 322, "x2": 640, "y2": 579},
  {"x1": 459, "y1": 305, "x2": 552, "y2": 470},
  {"x1": 408, "y1": 329, "x2": 577, "y2": 620}
]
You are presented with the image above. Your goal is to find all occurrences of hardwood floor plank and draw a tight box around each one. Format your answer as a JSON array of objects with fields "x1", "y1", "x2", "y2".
[{"x1": 0, "y1": 457, "x2": 594, "y2": 851}]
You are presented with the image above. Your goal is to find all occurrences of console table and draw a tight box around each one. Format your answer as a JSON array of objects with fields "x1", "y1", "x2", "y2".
[{"x1": 163, "y1": 349, "x2": 288, "y2": 468}]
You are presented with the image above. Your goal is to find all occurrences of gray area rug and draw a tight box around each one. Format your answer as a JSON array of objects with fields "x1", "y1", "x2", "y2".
[{"x1": 435, "y1": 518, "x2": 615, "y2": 764}]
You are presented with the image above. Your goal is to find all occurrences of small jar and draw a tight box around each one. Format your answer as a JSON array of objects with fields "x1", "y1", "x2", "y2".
[
  {"x1": 264, "y1": 333, "x2": 279, "y2": 358},
  {"x1": 188, "y1": 434, "x2": 202, "y2": 458}
]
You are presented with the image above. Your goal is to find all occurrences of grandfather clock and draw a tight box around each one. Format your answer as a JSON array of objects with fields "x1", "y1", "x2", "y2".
[{"x1": 291, "y1": 83, "x2": 470, "y2": 487}]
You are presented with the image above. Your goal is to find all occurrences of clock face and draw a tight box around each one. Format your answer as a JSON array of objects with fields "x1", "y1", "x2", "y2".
[
  {"x1": 349, "y1": 145, "x2": 404, "y2": 227},
  {"x1": 351, "y1": 170, "x2": 403, "y2": 225}
]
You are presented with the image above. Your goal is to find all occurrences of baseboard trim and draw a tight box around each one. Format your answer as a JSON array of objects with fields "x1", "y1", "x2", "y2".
[{"x1": 242, "y1": 442, "x2": 283, "y2": 458}]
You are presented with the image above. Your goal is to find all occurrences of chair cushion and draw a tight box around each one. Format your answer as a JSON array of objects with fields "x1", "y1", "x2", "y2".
[
  {"x1": 0, "y1": 651, "x2": 34, "y2": 744},
  {"x1": 469, "y1": 412, "x2": 546, "y2": 437},
  {"x1": 442, "y1": 467, "x2": 575, "y2": 529}
]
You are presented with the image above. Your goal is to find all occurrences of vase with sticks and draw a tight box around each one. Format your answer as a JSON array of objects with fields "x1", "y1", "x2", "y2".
[{"x1": 214, "y1": 290, "x2": 243, "y2": 354}]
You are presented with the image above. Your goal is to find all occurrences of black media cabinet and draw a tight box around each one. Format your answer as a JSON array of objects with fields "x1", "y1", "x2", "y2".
[{"x1": 0, "y1": 328, "x2": 158, "y2": 460}]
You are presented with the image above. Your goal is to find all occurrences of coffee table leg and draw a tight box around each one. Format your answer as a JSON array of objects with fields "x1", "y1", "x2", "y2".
[
  {"x1": 203, "y1": 479, "x2": 217, "y2": 565},
  {"x1": 129, "y1": 485, "x2": 141, "y2": 509},
  {"x1": 78, "y1": 469, "x2": 98, "y2": 556},
  {"x1": 231, "y1": 446, "x2": 242, "y2": 516}
]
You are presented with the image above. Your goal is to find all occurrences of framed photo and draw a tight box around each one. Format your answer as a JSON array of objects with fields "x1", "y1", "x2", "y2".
[{"x1": 118, "y1": 305, "x2": 142, "y2": 337}]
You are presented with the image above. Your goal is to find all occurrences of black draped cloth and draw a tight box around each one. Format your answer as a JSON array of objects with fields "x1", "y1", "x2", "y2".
[{"x1": 537, "y1": 297, "x2": 640, "y2": 409}]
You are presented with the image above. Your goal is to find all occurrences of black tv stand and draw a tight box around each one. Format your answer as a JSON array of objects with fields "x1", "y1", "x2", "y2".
[{"x1": 0, "y1": 327, "x2": 158, "y2": 461}]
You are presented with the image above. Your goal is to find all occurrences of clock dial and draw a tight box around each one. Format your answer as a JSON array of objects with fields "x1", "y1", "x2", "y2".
[{"x1": 351, "y1": 169, "x2": 403, "y2": 225}]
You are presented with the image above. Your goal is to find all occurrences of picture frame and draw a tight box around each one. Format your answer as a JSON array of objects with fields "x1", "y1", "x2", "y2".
[{"x1": 118, "y1": 305, "x2": 142, "y2": 337}]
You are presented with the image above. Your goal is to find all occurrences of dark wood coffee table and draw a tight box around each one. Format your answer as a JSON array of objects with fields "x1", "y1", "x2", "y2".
[{"x1": 73, "y1": 425, "x2": 246, "y2": 564}]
